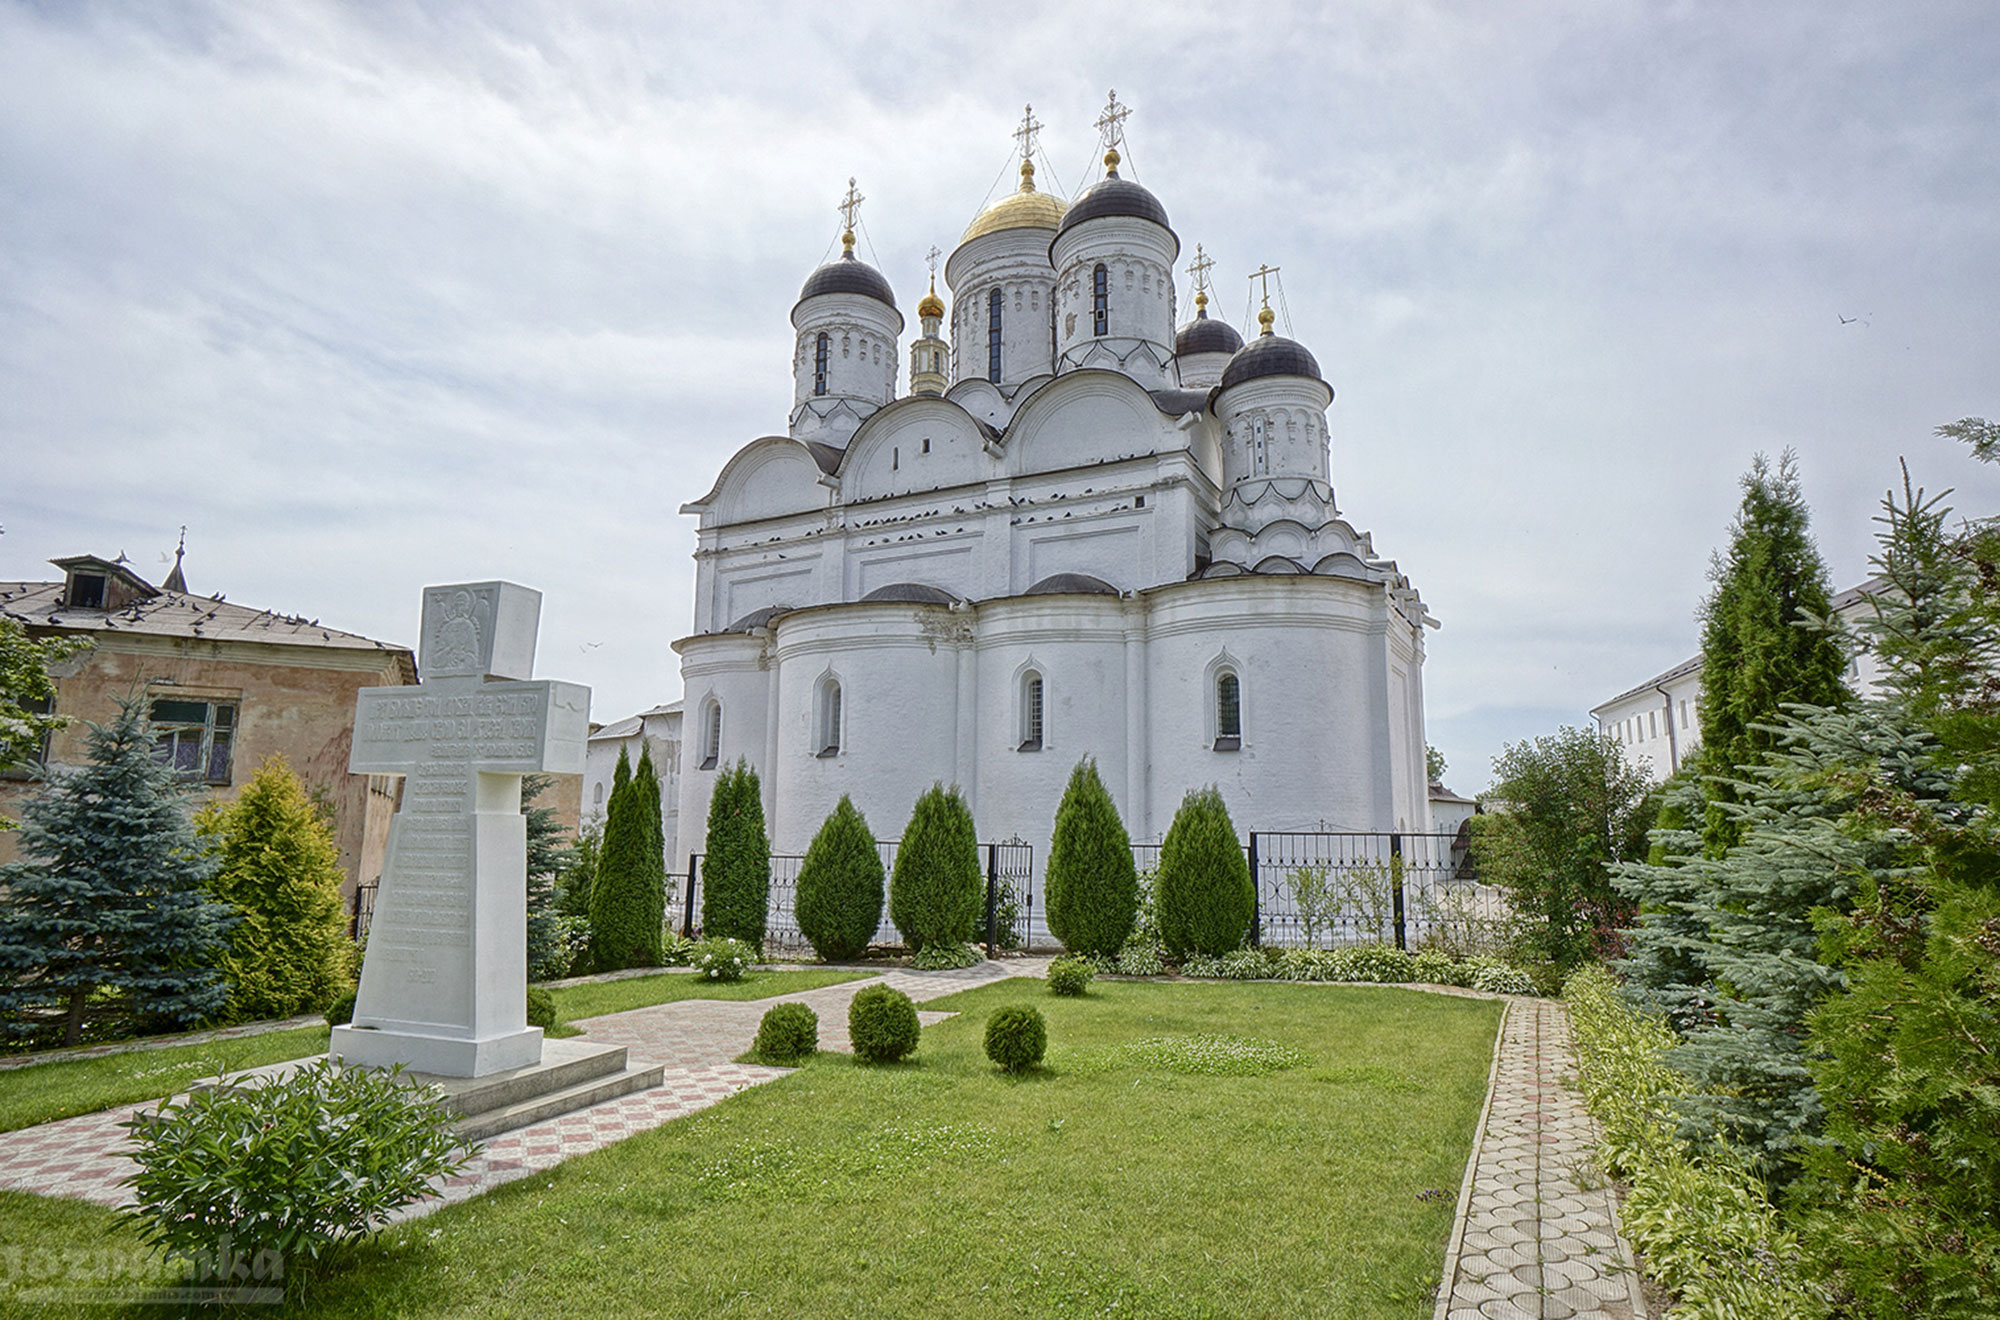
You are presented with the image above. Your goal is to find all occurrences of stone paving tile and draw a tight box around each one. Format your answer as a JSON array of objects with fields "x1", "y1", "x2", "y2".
[{"x1": 1433, "y1": 997, "x2": 1648, "y2": 1319}]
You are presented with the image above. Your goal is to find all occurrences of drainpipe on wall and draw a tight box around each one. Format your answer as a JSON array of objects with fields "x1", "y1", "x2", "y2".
[{"x1": 1655, "y1": 684, "x2": 1679, "y2": 774}]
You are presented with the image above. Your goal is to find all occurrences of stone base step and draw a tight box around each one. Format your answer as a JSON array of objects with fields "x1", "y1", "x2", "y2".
[{"x1": 454, "y1": 1060, "x2": 666, "y2": 1142}]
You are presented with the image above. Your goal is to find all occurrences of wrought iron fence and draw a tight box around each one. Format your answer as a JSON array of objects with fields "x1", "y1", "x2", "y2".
[
  {"x1": 684, "y1": 840, "x2": 1038, "y2": 955},
  {"x1": 350, "y1": 882, "x2": 377, "y2": 941},
  {"x1": 1131, "y1": 831, "x2": 1503, "y2": 952}
]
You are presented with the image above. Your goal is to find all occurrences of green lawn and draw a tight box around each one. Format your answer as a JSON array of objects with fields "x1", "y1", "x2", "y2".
[
  {"x1": 0, "y1": 971, "x2": 866, "y2": 1135},
  {"x1": 0, "y1": 981, "x2": 1501, "y2": 1319},
  {"x1": 547, "y1": 967, "x2": 868, "y2": 1021}
]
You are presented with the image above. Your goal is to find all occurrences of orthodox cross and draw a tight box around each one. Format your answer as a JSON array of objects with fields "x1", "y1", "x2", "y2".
[
  {"x1": 1249, "y1": 263, "x2": 1283, "y2": 334},
  {"x1": 926, "y1": 245, "x2": 941, "y2": 282},
  {"x1": 1094, "y1": 89, "x2": 1130, "y2": 156},
  {"x1": 1013, "y1": 104, "x2": 1043, "y2": 165},
  {"x1": 1249, "y1": 263, "x2": 1282, "y2": 306},
  {"x1": 838, "y1": 177, "x2": 864, "y2": 252},
  {"x1": 1187, "y1": 245, "x2": 1216, "y2": 311}
]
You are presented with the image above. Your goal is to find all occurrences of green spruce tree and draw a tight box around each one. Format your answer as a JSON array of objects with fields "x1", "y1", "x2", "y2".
[
  {"x1": 794, "y1": 795, "x2": 885, "y2": 962},
  {"x1": 522, "y1": 773, "x2": 577, "y2": 982},
  {"x1": 195, "y1": 757, "x2": 351, "y2": 1020},
  {"x1": 1154, "y1": 786, "x2": 1254, "y2": 957},
  {"x1": 702, "y1": 759, "x2": 770, "y2": 945},
  {"x1": 589, "y1": 746, "x2": 664, "y2": 970},
  {"x1": 0, "y1": 699, "x2": 235, "y2": 1045},
  {"x1": 1043, "y1": 757, "x2": 1138, "y2": 957},
  {"x1": 1695, "y1": 450, "x2": 1850, "y2": 853},
  {"x1": 889, "y1": 783, "x2": 981, "y2": 953}
]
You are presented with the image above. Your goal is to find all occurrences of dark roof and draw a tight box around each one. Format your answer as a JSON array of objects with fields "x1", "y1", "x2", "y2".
[
  {"x1": 1148, "y1": 387, "x2": 1209, "y2": 416},
  {"x1": 1218, "y1": 333, "x2": 1326, "y2": 392},
  {"x1": 796, "y1": 253, "x2": 896, "y2": 309},
  {"x1": 1175, "y1": 311, "x2": 1243, "y2": 358},
  {"x1": 722, "y1": 604, "x2": 794, "y2": 633},
  {"x1": 1024, "y1": 573, "x2": 1119, "y2": 596},
  {"x1": 1053, "y1": 175, "x2": 1172, "y2": 242},
  {"x1": 860, "y1": 583, "x2": 957, "y2": 605}
]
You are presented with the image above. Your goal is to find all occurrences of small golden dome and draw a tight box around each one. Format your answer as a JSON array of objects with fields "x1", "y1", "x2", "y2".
[
  {"x1": 917, "y1": 277, "x2": 945, "y2": 320},
  {"x1": 960, "y1": 159, "x2": 1067, "y2": 244}
]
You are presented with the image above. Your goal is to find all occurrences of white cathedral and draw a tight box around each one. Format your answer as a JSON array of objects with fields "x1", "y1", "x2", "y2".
[{"x1": 671, "y1": 103, "x2": 1435, "y2": 876}]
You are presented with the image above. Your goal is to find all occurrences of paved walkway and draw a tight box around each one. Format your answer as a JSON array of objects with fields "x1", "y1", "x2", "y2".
[
  {"x1": 1434, "y1": 997, "x2": 1648, "y2": 1319},
  {"x1": 0, "y1": 967, "x2": 1648, "y2": 1311}
]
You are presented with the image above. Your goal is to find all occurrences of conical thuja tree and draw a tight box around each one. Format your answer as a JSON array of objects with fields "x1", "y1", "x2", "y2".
[
  {"x1": 0, "y1": 698, "x2": 235, "y2": 1046},
  {"x1": 1044, "y1": 757, "x2": 1138, "y2": 957},
  {"x1": 795, "y1": 795, "x2": 885, "y2": 962},
  {"x1": 703, "y1": 759, "x2": 770, "y2": 945},
  {"x1": 890, "y1": 783, "x2": 981, "y2": 953},
  {"x1": 1154, "y1": 786, "x2": 1253, "y2": 957},
  {"x1": 196, "y1": 756, "x2": 351, "y2": 1019},
  {"x1": 590, "y1": 746, "x2": 664, "y2": 970}
]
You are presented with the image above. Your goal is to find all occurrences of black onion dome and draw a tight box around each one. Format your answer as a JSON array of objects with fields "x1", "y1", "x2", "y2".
[
  {"x1": 860, "y1": 583, "x2": 957, "y2": 604},
  {"x1": 1175, "y1": 311, "x2": 1244, "y2": 358},
  {"x1": 1054, "y1": 175, "x2": 1172, "y2": 240},
  {"x1": 1218, "y1": 333, "x2": 1325, "y2": 393},
  {"x1": 1024, "y1": 572, "x2": 1119, "y2": 596},
  {"x1": 797, "y1": 253, "x2": 897, "y2": 309}
]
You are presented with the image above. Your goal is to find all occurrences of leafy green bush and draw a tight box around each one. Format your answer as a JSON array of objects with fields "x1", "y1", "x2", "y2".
[
  {"x1": 909, "y1": 942, "x2": 981, "y2": 970},
  {"x1": 847, "y1": 985, "x2": 920, "y2": 1064},
  {"x1": 889, "y1": 783, "x2": 982, "y2": 953},
  {"x1": 1410, "y1": 948, "x2": 1460, "y2": 985},
  {"x1": 659, "y1": 933, "x2": 698, "y2": 967},
  {"x1": 703, "y1": 759, "x2": 771, "y2": 946},
  {"x1": 196, "y1": 758, "x2": 352, "y2": 1021},
  {"x1": 984, "y1": 1005, "x2": 1046, "y2": 1074},
  {"x1": 323, "y1": 989, "x2": 356, "y2": 1026},
  {"x1": 692, "y1": 937, "x2": 756, "y2": 982},
  {"x1": 1154, "y1": 786, "x2": 1254, "y2": 956},
  {"x1": 794, "y1": 796, "x2": 886, "y2": 962},
  {"x1": 120, "y1": 1057, "x2": 472, "y2": 1271},
  {"x1": 526, "y1": 986, "x2": 559, "y2": 1031},
  {"x1": 753, "y1": 1003, "x2": 818, "y2": 1064},
  {"x1": 1113, "y1": 940, "x2": 1165, "y2": 977},
  {"x1": 1043, "y1": 758, "x2": 1139, "y2": 957},
  {"x1": 1047, "y1": 956, "x2": 1094, "y2": 996}
]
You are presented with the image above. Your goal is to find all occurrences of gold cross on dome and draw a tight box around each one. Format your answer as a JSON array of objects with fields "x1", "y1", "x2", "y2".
[
  {"x1": 1095, "y1": 90, "x2": 1130, "y2": 154},
  {"x1": 1013, "y1": 104, "x2": 1043, "y2": 164},
  {"x1": 837, "y1": 178, "x2": 865, "y2": 234},
  {"x1": 925, "y1": 245, "x2": 941, "y2": 281},
  {"x1": 1188, "y1": 245, "x2": 1216, "y2": 303},
  {"x1": 1250, "y1": 263, "x2": 1281, "y2": 306}
]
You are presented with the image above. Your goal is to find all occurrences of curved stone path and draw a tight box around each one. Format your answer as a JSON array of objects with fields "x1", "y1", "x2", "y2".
[{"x1": 0, "y1": 966, "x2": 1647, "y2": 1312}]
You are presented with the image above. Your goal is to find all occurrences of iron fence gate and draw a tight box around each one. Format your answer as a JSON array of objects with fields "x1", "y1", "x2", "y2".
[
  {"x1": 1131, "y1": 831, "x2": 1501, "y2": 951},
  {"x1": 685, "y1": 840, "x2": 1038, "y2": 956}
]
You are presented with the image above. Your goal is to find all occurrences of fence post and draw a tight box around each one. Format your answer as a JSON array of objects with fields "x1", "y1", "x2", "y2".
[
  {"x1": 985, "y1": 844, "x2": 1000, "y2": 960},
  {"x1": 683, "y1": 855, "x2": 700, "y2": 939},
  {"x1": 1390, "y1": 834, "x2": 1407, "y2": 951},
  {"x1": 1247, "y1": 833, "x2": 1261, "y2": 948}
]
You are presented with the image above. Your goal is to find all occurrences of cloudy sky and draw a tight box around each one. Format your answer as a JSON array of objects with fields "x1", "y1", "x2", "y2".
[{"x1": 4, "y1": 0, "x2": 1996, "y2": 795}]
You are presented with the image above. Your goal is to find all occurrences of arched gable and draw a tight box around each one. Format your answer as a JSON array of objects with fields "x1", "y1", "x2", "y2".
[
  {"x1": 838, "y1": 396, "x2": 990, "y2": 504},
  {"x1": 1002, "y1": 370, "x2": 1178, "y2": 479},
  {"x1": 682, "y1": 437, "x2": 829, "y2": 527}
]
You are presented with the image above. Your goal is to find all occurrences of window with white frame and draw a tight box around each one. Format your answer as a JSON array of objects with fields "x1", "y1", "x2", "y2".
[
  {"x1": 1019, "y1": 671, "x2": 1044, "y2": 751},
  {"x1": 150, "y1": 697, "x2": 236, "y2": 784},
  {"x1": 699, "y1": 699, "x2": 721, "y2": 770},
  {"x1": 1214, "y1": 672, "x2": 1242, "y2": 751},
  {"x1": 816, "y1": 677, "x2": 842, "y2": 757}
]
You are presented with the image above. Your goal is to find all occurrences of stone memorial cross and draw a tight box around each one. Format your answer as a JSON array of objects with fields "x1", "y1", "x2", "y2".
[{"x1": 329, "y1": 582, "x2": 588, "y2": 1078}]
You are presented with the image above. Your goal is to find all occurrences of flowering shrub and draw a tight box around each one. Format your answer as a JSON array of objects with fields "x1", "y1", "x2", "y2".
[{"x1": 691, "y1": 937, "x2": 756, "y2": 982}]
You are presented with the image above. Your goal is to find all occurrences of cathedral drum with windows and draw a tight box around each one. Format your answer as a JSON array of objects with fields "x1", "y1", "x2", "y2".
[{"x1": 673, "y1": 107, "x2": 1435, "y2": 879}]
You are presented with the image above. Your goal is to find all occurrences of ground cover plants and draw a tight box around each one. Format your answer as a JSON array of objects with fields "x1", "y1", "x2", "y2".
[{"x1": 0, "y1": 980, "x2": 1500, "y2": 1318}]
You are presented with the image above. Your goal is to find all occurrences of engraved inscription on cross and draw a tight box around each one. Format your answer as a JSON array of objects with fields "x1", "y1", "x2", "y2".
[{"x1": 330, "y1": 581, "x2": 589, "y2": 1078}]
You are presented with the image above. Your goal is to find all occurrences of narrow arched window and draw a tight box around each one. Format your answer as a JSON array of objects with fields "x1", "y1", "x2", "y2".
[
  {"x1": 987, "y1": 288, "x2": 1003, "y2": 382},
  {"x1": 1215, "y1": 673, "x2": 1241, "y2": 751},
  {"x1": 1019, "y1": 672, "x2": 1044, "y2": 752},
  {"x1": 814, "y1": 333, "x2": 829, "y2": 396},
  {"x1": 816, "y1": 679, "x2": 842, "y2": 757},
  {"x1": 700, "y1": 700, "x2": 722, "y2": 770},
  {"x1": 1092, "y1": 264, "x2": 1108, "y2": 336}
]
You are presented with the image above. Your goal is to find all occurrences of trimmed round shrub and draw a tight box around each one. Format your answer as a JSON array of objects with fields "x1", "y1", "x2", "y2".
[
  {"x1": 889, "y1": 783, "x2": 982, "y2": 953},
  {"x1": 692, "y1": 936, "x2": 756, "y2": 982},
  {"x1": 848, "y1": 984, "x2": 921, "y2": 1063},
  {"x1": 324, "y1": 988, "x2": 357, "y2": 1026},
  {"x1": 703, "y1": 759, "x2": 771, "y2": 946},
  {"x1": 1154, "y1": 786, "x2": 1255, "y2": 956},
  {"x1": 754, "y1": 1003, "x2": 819, "y2": 1064},
  {"x1": 1043, "y1": 758, "x2": 1139, "y2": 957},
  {"x1": 1047, "y1": 956, "x2": 1095, "y2": 997},
  {"x1": 795, "y1": 796, "x2": 886, "y2": 962},
  {"x1": 984, "y1": 1005, "x2": 1047, "y2": 1074},
  {"x1": 526, "y1": 986, "x2": 559, "y2": 1030}
]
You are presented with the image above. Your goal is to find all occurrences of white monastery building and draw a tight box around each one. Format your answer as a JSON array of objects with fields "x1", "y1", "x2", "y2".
[
  {"x1": 1592, "y1": 576, "x2": 1890, "y2": 783},
  {"x1": 671, "y1": 101, "x2": 1436, "y2": 873},
  {"x1": 583, "y1": 701, "x2": 682, "y2": 863}
]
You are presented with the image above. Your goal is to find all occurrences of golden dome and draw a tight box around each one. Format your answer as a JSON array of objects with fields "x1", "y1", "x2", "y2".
[
  {"x1": 917, "y1": 279, "x2": 945, "y2": 320},
  {"x1": 960, "y1": 159, "x2": 1067, "y2": 244}
]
